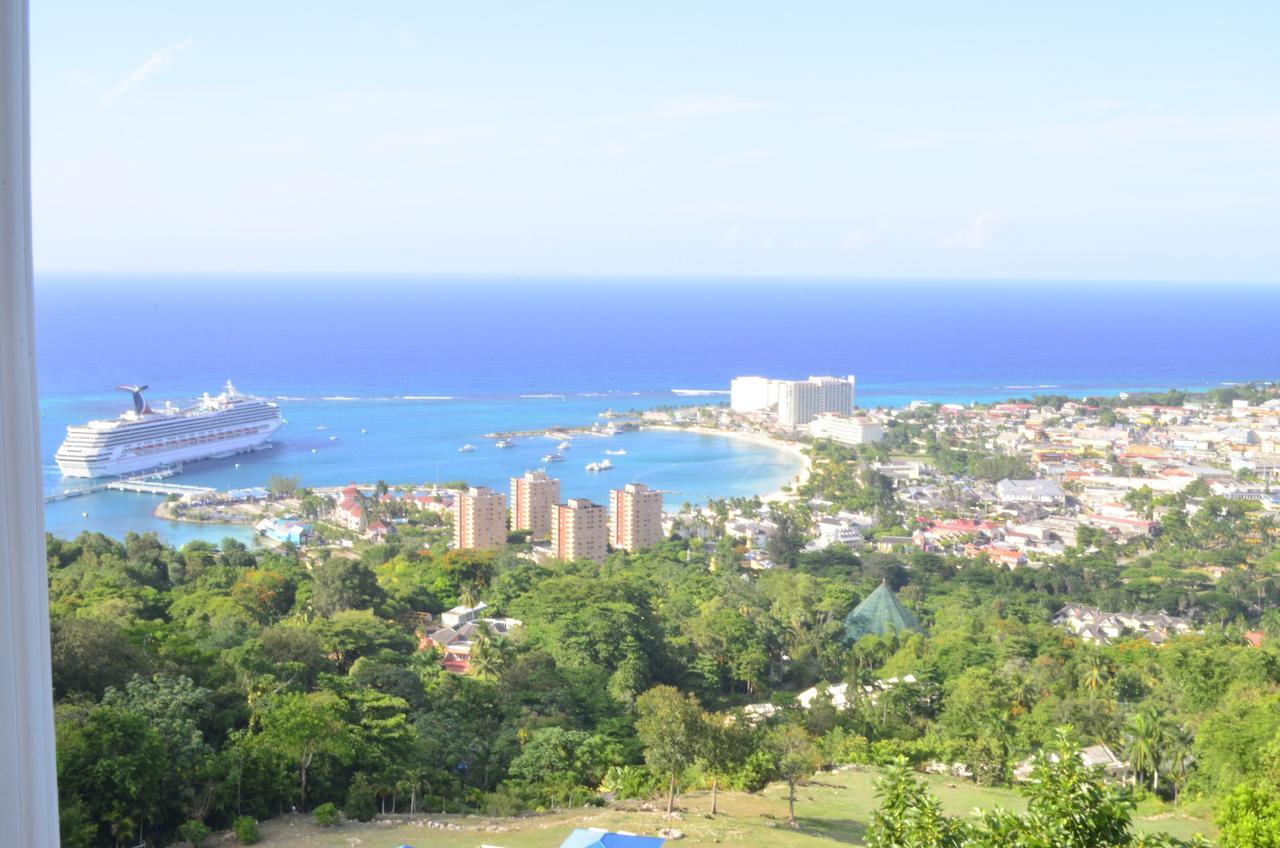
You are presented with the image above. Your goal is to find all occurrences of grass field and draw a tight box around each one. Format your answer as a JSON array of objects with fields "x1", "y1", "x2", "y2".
[{"x1": 243, "y1": 769, "x2": 1216, "y2": 847}]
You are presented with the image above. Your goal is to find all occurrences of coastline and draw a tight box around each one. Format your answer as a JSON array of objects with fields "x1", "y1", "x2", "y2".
[{"x1": 642, "y1": 424, "x2": 810, "y2": 504}]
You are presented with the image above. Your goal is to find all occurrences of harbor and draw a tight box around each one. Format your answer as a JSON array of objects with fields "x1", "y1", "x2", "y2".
[{"x1": 43, "y1": 466, "x2": 216, "y2": 503}]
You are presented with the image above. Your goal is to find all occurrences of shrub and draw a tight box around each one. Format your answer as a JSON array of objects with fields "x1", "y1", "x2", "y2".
[
  {"x1": 733, "y1": 750, "x2": 777, "y2": 793},
  {"x1": 600, "y1": 764, "x2": 663, "y2": 800},
  {"x1": 177, "y1": 820, "x2": 211, "y2": 847},
  {"x1": 344, "y1": 772, "x2": 378, "y2": 822},
  {"x1": 482, "y1": 786, "x2": 524, "y2": 817},
  {"x1": 232, "y1": 816, "x2": 259, "y2": 844},
  {"x1": 313, "y1": 802, "x2": 339, "y2": 827}
]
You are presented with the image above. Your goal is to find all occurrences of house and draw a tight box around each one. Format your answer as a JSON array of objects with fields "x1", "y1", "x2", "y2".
[
  {"x1": 363, "y1": 519, "x2": 393, "y2": 542},
  {"x1": 1053, "y1": 604, "x2": 1193, "y2": 645},
  {"x1": 797, "y1": 675, "x2": 918, "y2": 710},
  {"x1": 331, "y1": 486, "x2": 367, "y2": 532},
  {"x1": 423, "y1": 613, "x2": 522, "y2": 673},
  {"x1": 1012, "y1": 744, "x2": 1132, "y2": 783},
  {"x1": 995, "y1": 478, "x2": 1066, "y2": 505},
  {"x1": 254, "y1": 517, "x2": 312, "y2": 546}
]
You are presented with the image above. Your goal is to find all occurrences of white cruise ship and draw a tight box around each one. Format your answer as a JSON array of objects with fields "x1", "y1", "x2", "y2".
[{"x1": 55, "y1": 381, "x2": 283, "y2": 478}]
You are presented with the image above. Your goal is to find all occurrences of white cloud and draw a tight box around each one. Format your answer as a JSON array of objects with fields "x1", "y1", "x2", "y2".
[
  {"x1": 942, "y1": 212, "x2": 1000, "y2": 251},
  {"x1": 100, "y1": 37, "x2": 194, "y2": 110}
]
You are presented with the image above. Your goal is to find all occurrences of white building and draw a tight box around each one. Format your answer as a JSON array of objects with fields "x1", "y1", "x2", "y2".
[
  {"x1": 995, "y1": 478, "x2": 1066, "y2": 505},
  {"x1": 777, "y1": 380, "x2": 822, "y2": 428},
  {"x1": 809, "y1": 375, "x2": 856, "y2": 414},
  {"x1": 730, "y1": 376, "x2": 774, "y2": 412},
  {"x1": 809, "y1": 413, "x2": 884, "y2": 445}
]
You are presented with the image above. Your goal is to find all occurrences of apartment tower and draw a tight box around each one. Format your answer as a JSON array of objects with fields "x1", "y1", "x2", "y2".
[
  {"x1": 510, "y1": 469, "x2": 560, "y2": 540},
  {"x1": 550, "y1": 497, "x2": 608, "y2": 562},
  {"x1": 609, "y1": 482, "x2": 664, "y2": 552},
  {"x1": 452, "y1": 486, "x2": 507, "y2": 550}
]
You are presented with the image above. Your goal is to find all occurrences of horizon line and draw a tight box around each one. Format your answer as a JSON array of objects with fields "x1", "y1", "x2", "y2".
[{"x1": 31, "y1": 270, "x2": 1280, "y2": 287}]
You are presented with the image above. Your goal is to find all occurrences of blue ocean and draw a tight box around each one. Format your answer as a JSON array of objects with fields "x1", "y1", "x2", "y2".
[{"x1": 36, "y1": 275, "x2": 1280, "y2": 544}]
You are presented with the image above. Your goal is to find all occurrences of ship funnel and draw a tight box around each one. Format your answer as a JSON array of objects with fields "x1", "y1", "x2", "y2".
[{"x1": 117, "y1": 384, "x2": 150, "y2": 414}]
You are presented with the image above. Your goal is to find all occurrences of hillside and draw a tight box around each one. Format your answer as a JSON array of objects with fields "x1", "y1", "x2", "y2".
[{"x1": 245, "y1": 769, "x2": 1215, "y2": 847}]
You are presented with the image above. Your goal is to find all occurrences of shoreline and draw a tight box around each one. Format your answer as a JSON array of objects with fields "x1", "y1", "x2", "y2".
[{"x1": 642, "y1": 424, "x2": 810, "y2": 504}]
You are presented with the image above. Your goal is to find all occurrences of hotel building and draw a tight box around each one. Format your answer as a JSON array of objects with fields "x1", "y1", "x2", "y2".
[
  {"x1": 609, "y1": 482, "x2": 664, "y2": 552},
  {"x1": 550, "y1": 497, "x2": 608, "y2": 562},
  {"x1": 731, "y1": 376, "x2": 775, "y2": 412},
  {"x1": 510, "y1": 469, "x2": 560, "y2": 541},
  {"x1": 776, "y1": 380, "x2": 823, "y2": 428},
  {"x1": 809, "y1": 375, "x2": 856, "y2": 415},
  {"x1": 809, "y1": 413, "x2": 884, "y2": 445},
  {"x1": 452, "y1": 486, "x2": 507, "y2": 550}
]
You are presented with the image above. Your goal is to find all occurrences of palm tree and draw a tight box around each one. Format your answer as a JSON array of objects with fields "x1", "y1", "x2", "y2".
[
  {"x1": 1125, "y1": 710, "x2": 1164, "y2": 793},
  {"x1": 468, "y1": 623, "x2": 506, "y2": 680},
  {"x1": 459, "y1": 583, "x2": 480, "y2": 609},
  {"x1": 1161, "y1": 722, "x2": 1194, "y2": 804},
  {"x1": 1083, "y1": 653, "x2": 1108, "y2": 698}
]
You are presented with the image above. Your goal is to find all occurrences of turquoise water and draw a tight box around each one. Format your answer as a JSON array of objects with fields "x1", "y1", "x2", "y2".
[{"x1": 41, "y1": 394, "x2": 804, "y2": 544}]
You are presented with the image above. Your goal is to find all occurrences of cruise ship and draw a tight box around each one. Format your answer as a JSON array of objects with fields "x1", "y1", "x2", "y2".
[{"x1": 54, "y1": 381, "x2": 283, "y2": 478}]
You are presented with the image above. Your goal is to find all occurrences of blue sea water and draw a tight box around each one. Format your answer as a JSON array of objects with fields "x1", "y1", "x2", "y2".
[{"x1": 35, "y1": 275, "x2": 1280, "y2": 544}]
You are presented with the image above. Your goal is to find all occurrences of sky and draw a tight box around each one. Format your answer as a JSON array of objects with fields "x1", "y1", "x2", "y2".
[{"x1": 29, "y1": 1, "x2": 1280, "y2": 281}]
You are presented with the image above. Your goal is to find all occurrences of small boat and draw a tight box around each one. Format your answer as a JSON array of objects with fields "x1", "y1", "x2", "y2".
[
  {"x1": 361, "y1": 428, "x2": 368, "y2": 434},
  {"x1": 599, "y1": 459, "x2": 613, "y2": 470},
  {"x1": 558, "y1": 441, "x2": 572, "y2": 450},
  {"x1": 234, "y1": 462, "x2": 241, "y2": 468},
  {"x1": 311, "y1": 448, "x2": 317, "y2": 453},
  {"x1": 605, "y1": 449, "x2": 626, "y2": 456},
  {"x1": 459, "y1": 444, "x2": 475, "y2": 453},
  {"x1": 81, "y1": 511, "x2": 88, "y2": 518},
  {"x1": 495, "y1": 439, "x2": 514, "y2": 448},
  {"x1": 541, "y1": 453, "x2": 564, "y2": 463},
  {"x1": 586, "y1": 461, "x2": 601, "y2": 472},
  {"x1": 329, "y1": 435, "x2": 338, "y2": 441}
]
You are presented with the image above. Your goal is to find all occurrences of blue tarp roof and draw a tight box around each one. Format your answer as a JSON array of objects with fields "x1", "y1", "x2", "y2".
[{"x1": 559, "y1": 828, "x2": 666, "y2": 848}]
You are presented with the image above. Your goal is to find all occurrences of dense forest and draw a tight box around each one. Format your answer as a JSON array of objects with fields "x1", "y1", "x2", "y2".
[{"x1": 46, "y1": 461, "x2": 1280, "y2": 846}]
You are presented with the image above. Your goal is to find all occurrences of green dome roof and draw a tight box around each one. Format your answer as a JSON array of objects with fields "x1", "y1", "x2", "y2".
[{"x1": 842, "y1": 582, "x2": 925, "y2": 642}]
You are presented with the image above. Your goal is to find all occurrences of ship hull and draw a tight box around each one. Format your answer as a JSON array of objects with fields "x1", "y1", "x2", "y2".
[{"x1": 55, "y1": 420, "x2": 282, "y2": 479}]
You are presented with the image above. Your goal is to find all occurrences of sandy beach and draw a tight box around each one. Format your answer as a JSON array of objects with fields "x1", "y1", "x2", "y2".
[{"x1": 642, "y1": 424, "x2": 811, "y2": 503}]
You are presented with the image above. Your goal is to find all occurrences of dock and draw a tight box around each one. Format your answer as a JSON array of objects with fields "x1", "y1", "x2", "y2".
[{"x1": 44, "y1": 467, "x2": 216, "y2": 504}]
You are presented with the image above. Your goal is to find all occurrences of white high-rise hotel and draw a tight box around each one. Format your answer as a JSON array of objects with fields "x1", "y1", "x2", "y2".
[{"x1": 731, "y1": 374, "x2": 856, "y2": 427}]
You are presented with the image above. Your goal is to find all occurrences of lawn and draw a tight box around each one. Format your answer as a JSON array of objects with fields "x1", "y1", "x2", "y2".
[{"x1": 245, "y1": 769, "x2": 1216, "y2": 847}]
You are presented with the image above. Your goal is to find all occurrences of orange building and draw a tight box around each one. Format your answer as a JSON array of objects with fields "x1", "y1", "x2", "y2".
[
  {"x1": 609, "y1": 482, "x2": 664, "y2": 552},
  {"x1": 452, "y1": 486, "x2": 507, "y2": 550},
  {"x1": 510, "y1": 469, "x2": 560, "y2": 540}
]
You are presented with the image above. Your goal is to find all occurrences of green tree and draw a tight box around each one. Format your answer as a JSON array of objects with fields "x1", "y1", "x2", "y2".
[
  {"x1": 311, "y1": 558, "x2": 385, "y2": 616},
  {"x1": 255, "y1": 691, "x2": 354, "y2": 810},
  {"x1": 1125, "y1": 710, "x2": 1165, "y2": 793},
  {"x1": 267, "y1": 474, "x2": 300, "y2": 498},
  {"x1": 866, "y1": 758, "x2": 967, "y2": 848},
  {"x1": 635, "y1": 685, "x2": 705, "y2": 814},
  {"x1": 768, "y1": 723, "x2": 820, "y2": 827},
  {"x1": 1216, "y1": 783, "x2": 1280, "y2": 848},
  {"x1": 698, "y1": 712, "x2": 753, "y2": 815}
]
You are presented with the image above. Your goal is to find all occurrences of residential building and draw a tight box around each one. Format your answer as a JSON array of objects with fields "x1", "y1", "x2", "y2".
[
  {"x1": 510, "y1": 469, "x2": 560, "y2": 540},
  {"x1": 452, "y1": 486, "x2": 507, "y2": 550},
  {"x1": 609, "y1": 482, "x2": 664, "y2": 552},
  {"x1": 995, "y1": 478, "x2": 1066, "y2": 505},
  {"x1": 551, "y1": 497, "x2": 608, "y2": 562},
  {"x1": 809, "y1": 413, "x2": 884, "y2": 445},
  {"x1": 332, "y1": 485, "x2": 366, "y2": 532},
  {"x1": 776, "y1": 380, "x2": 822, "y2": 428}
]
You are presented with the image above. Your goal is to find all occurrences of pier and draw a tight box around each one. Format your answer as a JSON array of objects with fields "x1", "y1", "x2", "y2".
[{"x1": 43, "y1": 467, "x2": 216, "y2": 504}]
